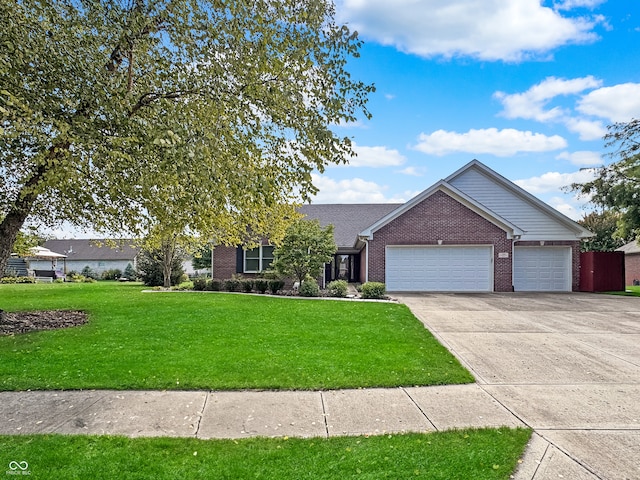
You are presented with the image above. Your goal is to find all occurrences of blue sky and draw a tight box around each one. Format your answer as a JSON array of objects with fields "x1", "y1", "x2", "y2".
[{"x1": 310, "y1": 0, "x2": 640, "y2": 220}]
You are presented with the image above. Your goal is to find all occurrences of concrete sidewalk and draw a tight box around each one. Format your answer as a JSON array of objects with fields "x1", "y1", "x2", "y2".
[{"x1": 0, "y1": 385, "x2": 524, "y2": 439}]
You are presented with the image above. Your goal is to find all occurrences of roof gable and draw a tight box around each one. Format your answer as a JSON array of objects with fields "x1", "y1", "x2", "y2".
[
  {"x1": 446, "y1": 160, "x2": 592, "y2": 240},
  {"x1": 360, "y1": 181, "x2": 524, "y2": 240}
]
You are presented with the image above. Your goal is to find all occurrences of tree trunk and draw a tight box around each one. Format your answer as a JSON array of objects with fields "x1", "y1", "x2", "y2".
[
  {"x1": 161, "y1": 238, "x2": 175, "y2": 289},
  {"x1": 0, "y1": 185, "x2": 41, "y2": 277}
]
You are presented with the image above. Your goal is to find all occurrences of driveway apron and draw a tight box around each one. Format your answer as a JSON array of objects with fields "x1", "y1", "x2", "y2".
[{"x1": 396, "y1": 292, "x2": 640, "y2": 480}]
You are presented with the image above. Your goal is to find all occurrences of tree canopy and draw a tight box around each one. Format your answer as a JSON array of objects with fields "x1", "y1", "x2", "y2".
[
  {"x1": 273, "y1": 219, "x2": 337, "y2": 285},
  {"x1": 577, "y1": 210, "x2": 628, "y2": 252},
  {"x1": 572, "y1": 119, "x2": 640, "y2": 241},
  {"x1": 0, "y1": 0, "x2": 373, "y2": 275}
]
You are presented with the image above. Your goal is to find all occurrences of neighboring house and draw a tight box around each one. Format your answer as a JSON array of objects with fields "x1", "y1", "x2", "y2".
[
  {"x1": 616, "y1": 240, "x2": 640, "y2": 286},
  {"x1": 212, "y1": 160, "x2": 593, "y2": 292},
  {"x1": 30, "y1": 239, "x2": 139, "y2": 276}
]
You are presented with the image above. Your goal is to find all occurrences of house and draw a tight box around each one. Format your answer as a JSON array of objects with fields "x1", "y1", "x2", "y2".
[
  {"x1": 30, "y1": 239, "x2": 139, "y2": 276},
  {"x1": 212, "y1": 160, "x2": 594, "y2": 292},
  {"x1": 616, "y1": 240, "x2": 640, "y2": 286}
]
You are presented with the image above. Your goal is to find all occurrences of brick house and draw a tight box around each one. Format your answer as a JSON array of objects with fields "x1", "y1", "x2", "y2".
[
  {"x1": 212, "y1": 160, "x2": 593, "y2": 292},
  {"x1": 616, "y1": 240, "x2": 640, "y2": 286}
]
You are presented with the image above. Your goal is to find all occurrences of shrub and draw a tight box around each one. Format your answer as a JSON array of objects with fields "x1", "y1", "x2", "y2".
[
  {"x1": 81, "y1": 266, "x2": 99, "y2": 280},
  {"x1": 327, "y1": 279, "x2": 348, "y2": 298},
  {"x1": 361, "y1": 282, "x2": 386, "y2": 299},
  {"x1": 299, "y1": 278, "x2": 320, "y2": 297},
  {"x1": 224, "y1": 279, "x2": 241, "y2": 292},
  {"x1": 179, "y1": 273, "x2": 189, "y2": 283},
  {"x1": 241, "y1": 279, "x2": 254, "y2": 293},
  {"x1": 173, "y1": 281, "x2": 193, "y2": 291},
  {"x1": 83, "y1": 276, "x2": 97, "y2": 283},
  {"x1": 1, "y1": 276, "x2": 36, "y2": 284},
  {"x1": 268, "y1": 279, "x2": 285, "y2": 294},
  {"x1": 101, "y1": 269, "x2": 122, "y2": 280},
  {"x1": 122, "y1": 263, "x2": 136, "y2": 281},
  {"x1": 193, "y1": 278, "x2": 207, "y2": 291},
  {"x1": 206, "y1": 279, "x2": 222, "y2": 291},
  {"x1": 254, "y1": 279, "x2": 269, "y2": 294}
]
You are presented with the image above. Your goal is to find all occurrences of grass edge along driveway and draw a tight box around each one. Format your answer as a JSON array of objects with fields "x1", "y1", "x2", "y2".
[{"x1": 0, "y1": 283, "x2": 474, "y2": 391}]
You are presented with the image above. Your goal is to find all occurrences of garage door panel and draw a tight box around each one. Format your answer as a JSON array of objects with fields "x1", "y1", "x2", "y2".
[
  {"x1": 386, "y1": 246, "x2": 492, "y2": 292},
  {"x1": 513, "y1": 247, "x2": 570, "y2": 292}
]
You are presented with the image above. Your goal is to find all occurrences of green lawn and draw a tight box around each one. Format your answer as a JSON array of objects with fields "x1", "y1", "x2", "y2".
[
  {"x1": 607, "y1": 285, "x2": 640, "y2": 296},
  {"x1": 0, "y1": 282, "x2": 473, "y2": 391},
  {"x1": 0, "y1": 428, "x2": 531, "y2": 479}
]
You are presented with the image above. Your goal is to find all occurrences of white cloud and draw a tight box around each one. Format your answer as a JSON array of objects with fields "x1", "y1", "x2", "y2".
[
  {"x1": 413, "y1": 128, "x2": 567, "y2": 157},
  {"x1": 547, "y1": 196, "x2": 583, "y2": 220},
  {"x1": 577, "y1": 83, "x2": 640, "y2": 122},
  {"x1": 554, "y1": 0, "x2": 606, "y2": 10},
  {"x1": 495, "y1": 76, "x2": 602, "y2": 121},
  {"x1": 556, "y1": 150, "x2": 603, "y2": 166},
  {"x1": 342, "y1": 143, "x2": 406, "y2": 168},
  {"x1": 337, "y1": 0, "x2": 602, "y2": 61},
  {"x1": 310, "y1": 174, "x2": 419, "y2": 203},
  {"x1": 397, "y1": 166, "x2": 425, "y2": 177},
  {"x1": 514, "y1": 169, "x2": 598, "y2": 194},
  {"x1": 563, "y1": 117, "x2": 606, "y2": 140}
]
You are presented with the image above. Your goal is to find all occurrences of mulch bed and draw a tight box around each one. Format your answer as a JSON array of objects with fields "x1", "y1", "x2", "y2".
[{"x1": 0, "y1": 310, "x2": 88, "y2": 336}]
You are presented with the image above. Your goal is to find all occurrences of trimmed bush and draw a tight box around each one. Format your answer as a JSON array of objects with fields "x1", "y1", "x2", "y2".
[
  {"x1": 224, "y1": 279, "x2": 241, "y2": 292},
  {"x1": 101, "y1": 269, "x2": 122, "y2": 280},
  {"x1": 268, "y1": 279, "x2": 285, "y2": 294},
  {"x1": 299, "y1": 278, "x2": 320, "y2": 297},
  {"x1": 361, "y1": 282, "x2": 386, "y2": 299},
  {"x1": 1, "y1": 276, "x2": 36, "y2": 284},
  {"x1": 193, "y1": 278, "x2": 207, "y2": 291},
  {"x1": 327, "y1": 280, "x2": 348, "y2": 298},
  {"x1": 254, "y1": 279, "x2": 269, "y2": 294},
  {"x1": 81, "y1": 266, "x2": 99, "y2": 280},
  {"x1": 241, "y1": 279, "x2": 254, "y2": 293},
  {"x1": 206, "y1": 279, "x2": 222, "y2": 291}
]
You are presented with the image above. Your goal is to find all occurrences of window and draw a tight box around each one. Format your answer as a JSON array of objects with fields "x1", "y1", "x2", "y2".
[{"x1": 244, "y1": 245, "x2": 275, "y2": 273}]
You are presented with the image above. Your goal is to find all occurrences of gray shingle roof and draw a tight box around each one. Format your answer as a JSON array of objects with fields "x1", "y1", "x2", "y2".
[
  {"x1": 43, "y1": 239, "x2": 139, "y2": 261},
  {"x1": 298, "y1": 204, "x2": 402, "y2": 248},
  {"x1": 617, "y1": 240, "x2": 640, "y2": 255}
]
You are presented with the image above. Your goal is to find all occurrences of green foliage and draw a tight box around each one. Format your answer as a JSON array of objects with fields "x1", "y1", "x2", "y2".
[
  {"x1": 193, "y1": 278, "x2": 207, "y2": 291},
  {"x1": 191, "y1": 246, "x2": 212, "y2": 271},
  {"x1": 1, "y1": 276, "x2": 36, "y2": 284},
  {"x1": 361, "y1": 282, "x2": 386, "y2": 299},
  {"x1": 101, "y1": 269, "x2": 122, "y2": 280},
  {"x1": 254, "y1": 279, "x2": 269, "y2": 294},
  {"x1": 572, "y1": 120, "x2": 640, "y2": 239},
  {"x1": 578, "y1": 210, "x2": 630, "y2": 252},
  {"x1": 327, "y1": 279, "x2": 348, "y2": 298},
  {"x1": 81, "y1": 266, "x2": 99, "y2": 280},
  {"x1": 273, "y1": 220, "x2": 337, "y2": 285},
  {"x1": 122, "y1": 263, "x2": 137, "y2": 281},
  {"x1": 241, "y1": 279, "x2": 254, "y2": 293},
  {"x1": 136, "y1": 249, "x2": 185, "y2": 287},
  {"x1": 0, "y1": 0, "x2": 373, "y2": 277},
  {"x1": 206, "y1": 279, "x2": 222, "y2": 292},
  {"x1": 268, "y1": 279, "x2": 285, "y2": 295},
  {"x1": 224, "y1": 279, "x2": 241, "y2": 292},
  {"x1": 299, "y1": 278, "x2": 320, "y2": 297}
]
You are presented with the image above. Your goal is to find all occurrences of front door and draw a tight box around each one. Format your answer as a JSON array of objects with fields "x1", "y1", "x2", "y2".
[{"x1": 325, "y1": 254, "x2": 360, "y2": 283}]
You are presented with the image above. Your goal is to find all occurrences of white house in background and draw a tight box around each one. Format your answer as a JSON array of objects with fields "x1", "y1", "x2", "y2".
[{"x1": 29, "y1": 239, "x2": 139, "y2": 275}]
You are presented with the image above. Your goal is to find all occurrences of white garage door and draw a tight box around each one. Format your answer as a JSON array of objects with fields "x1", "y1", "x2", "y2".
[
  {"x1": 386, "y1": 246, "x2": 493, "y2": 292},
  {"x1": 513, "y1": 247, "x2": 571, "y2": 292}
]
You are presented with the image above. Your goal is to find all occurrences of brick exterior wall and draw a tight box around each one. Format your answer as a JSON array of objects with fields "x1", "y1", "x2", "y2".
[
  {"x1": 212, "y1": 246, "x2": 238, "y2": 280},
  {"x1": 367, "y1": 190, "x2": 513, "y2": 292},
  {"x1": 514, "y1": 240, "x2": 581, "y2": 291},
  {"x1": 624, "y1": 253, "x2": 640, "y2": 286}
]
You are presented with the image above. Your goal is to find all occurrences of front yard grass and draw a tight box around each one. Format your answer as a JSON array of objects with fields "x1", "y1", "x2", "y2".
[
  {"x1": 0, "y1": 282, "x2": 474, "y2": 391},
  {"x1": 0, "y1": 428, "x2": 531, "y2": 479}
]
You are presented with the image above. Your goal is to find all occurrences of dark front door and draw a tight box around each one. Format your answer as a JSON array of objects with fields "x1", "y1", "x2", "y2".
[{"x1": 326, "y1": 254, "x2": 360, "y2": 283}]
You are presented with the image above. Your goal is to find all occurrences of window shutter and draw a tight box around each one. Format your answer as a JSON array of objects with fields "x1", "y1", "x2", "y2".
[{"x1": 236, "y1": 248, "x2": 244, "y2": 273}]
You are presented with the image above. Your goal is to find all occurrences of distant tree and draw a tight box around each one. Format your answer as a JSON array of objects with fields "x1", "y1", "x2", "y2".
[
  {"x1": 273, "y1": 220, "x2": 337, "y2": 286},
  {"x1": 136, "y1": 245, "x2": 184, "y2": 287},
  {"x1": 572, "y1": 119, "x2": 640, "y2": 239},
  {"x1": 122, "y1": 263, "x2": 136, "y2": 281},
  {"x1": 192, "y1": 245, "x2": 212, "y2": 272},
  {"x1": 578, "y1": 210, "x2": 629, "y2": 252}
]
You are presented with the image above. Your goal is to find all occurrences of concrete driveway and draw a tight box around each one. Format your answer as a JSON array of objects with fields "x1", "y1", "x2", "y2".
[{"x1": 396, "y1": 292, "x2": 640, "y2": 480}]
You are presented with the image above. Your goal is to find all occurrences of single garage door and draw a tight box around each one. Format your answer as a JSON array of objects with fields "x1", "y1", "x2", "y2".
[
  {"x1": 513, "y1": 246, "x2": 571, "y2": 291},
  {"x1": 386, "y1": 246, "x2": 493, "y2": 292}
]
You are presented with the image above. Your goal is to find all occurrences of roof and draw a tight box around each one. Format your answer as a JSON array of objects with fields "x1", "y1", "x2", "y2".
[
  {"x1": 361, "y1": 160, "x2": 592, "y2": 241},
  {"x1": 298, "y1": 203, "x2": 402, "y2": 248},
  {"x1": 43, "y1": 239, "x2": 139, "y2": 261},
  {"x1": 617, "y1": 240, "x2": 640, "y2": 254}
]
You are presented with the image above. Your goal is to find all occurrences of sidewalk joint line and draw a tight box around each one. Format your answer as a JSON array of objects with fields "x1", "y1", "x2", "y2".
[
  {"x1": 400, "y1": 387, "x2": 438, "y2": 432},
  {"x1": 319, "y1": 392, "x2": 329, "y2": 438}
]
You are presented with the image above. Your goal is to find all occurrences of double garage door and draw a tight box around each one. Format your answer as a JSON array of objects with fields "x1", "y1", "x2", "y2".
[
  {"x1": 386, "y1": 246, "x2": 493, "y2": 292},
  {"x1": 385, "y1": 245, "x2": 571, "y2": 292}
]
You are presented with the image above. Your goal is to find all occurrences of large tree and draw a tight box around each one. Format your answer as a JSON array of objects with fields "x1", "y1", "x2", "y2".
[
  {"x1": 577, "y1": 210, "x2": 629, "y2": 252},
  {"x1": 572, "y1": 119, "x2": 640, "y2": 240},
  {"x1": 0, "y1": 0, "x2": 373, "y2": 275}
]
